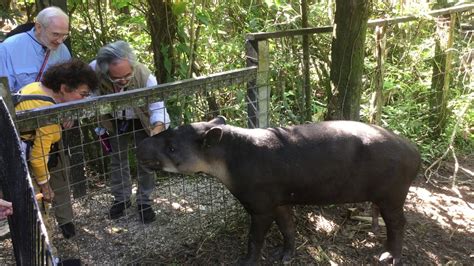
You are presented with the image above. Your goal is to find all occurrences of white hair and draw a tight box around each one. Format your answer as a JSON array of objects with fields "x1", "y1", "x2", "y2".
[
  {"x1": 36, "y1": 6, "x2": 69, "y2": 28},
  {"x1": 96, "y1": 40, "x2": 137, "y2": 76}
]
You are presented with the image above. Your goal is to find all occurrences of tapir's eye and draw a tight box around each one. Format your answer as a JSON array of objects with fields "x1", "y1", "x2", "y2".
[{"x1": 168, "y1": 145, "x2": 175, "y2": 153}]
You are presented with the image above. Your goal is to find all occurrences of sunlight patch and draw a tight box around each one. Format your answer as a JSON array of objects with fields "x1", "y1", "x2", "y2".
[
  {"x1": 407, "y1": 186, "x2": 474, "y2": 233},
  {"x1": 307, "y1": 212, "x2": 338, "y2": 234},
  {"x1": 154, "y1": 197, "x2": 195, "y2": 213}
]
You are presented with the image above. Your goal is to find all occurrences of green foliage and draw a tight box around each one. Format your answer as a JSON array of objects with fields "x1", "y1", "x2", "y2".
[
  {"x1": 2, "y1": 0, "x2": 470, "y2": 179},
  {"x1": 360, "y1": 6, "x2": 473, "y2": 163},
  {"x1": 64, "y1": 0, "x2": 473, "y2": 163},
  {"x1": 68, "y1": 0, "x2": 153, "y2": 68}
]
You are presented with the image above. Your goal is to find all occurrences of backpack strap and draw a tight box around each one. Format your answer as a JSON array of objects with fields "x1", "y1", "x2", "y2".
[
  {"x1": 13, "y1": 93, "x2": 56, "y2": 137},
  {"x1": 12, "y1": 94, "x2": 56, "y2": 107}
]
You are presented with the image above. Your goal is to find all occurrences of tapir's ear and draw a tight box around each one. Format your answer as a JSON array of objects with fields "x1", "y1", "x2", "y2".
[
  {"x1": 209, "y1": 116, "x2": 226, "y2": 125},
  {"x1": 202, "y1": 126, "x2": 223, "y2": 148}
]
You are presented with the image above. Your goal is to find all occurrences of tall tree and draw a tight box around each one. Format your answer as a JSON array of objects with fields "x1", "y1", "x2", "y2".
[
  {"x1": 146, "y1": 0, "x2": 177, "y2": 83},
  {"x1": 325, "y1": 0, "x2": 370, "y2": 121},
  {"x1": 36, "y1": 0, "x2": 67, "y2": 11},
  {"x1": 430, "y1": 0, "x2": 456, "y2": 137}
]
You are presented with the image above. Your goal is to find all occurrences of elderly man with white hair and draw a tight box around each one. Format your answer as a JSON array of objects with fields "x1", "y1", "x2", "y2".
[{"x1": 0, "y1": 6, "x2": 71, "y2": 92}]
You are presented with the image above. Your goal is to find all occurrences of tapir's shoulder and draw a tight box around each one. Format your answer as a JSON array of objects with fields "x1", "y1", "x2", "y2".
[{"x1": 222, "y1": 125, "x2": 277, "y2": 147}]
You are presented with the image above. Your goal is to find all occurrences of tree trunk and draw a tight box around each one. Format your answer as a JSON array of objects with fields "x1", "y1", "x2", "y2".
[
  {"x1": 301, "y1": 0, "x2": 311, "y2": 122},
  {"x1": 430, "y1": 0, "x2": 456, "y2": 137},
  {"x1": 325, "y1": 0, "x2": 370, "y2": 121},
  {"x1": 146, "y1": 0, "x2": 177, "y2": 83},
  {"x1": 36, "y1": 0, "x2": 67, "y2": 12}
]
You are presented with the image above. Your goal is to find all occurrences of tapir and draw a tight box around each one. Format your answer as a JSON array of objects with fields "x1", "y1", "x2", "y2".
[{"x1": 137, "y1": 116, "x2": 420, "y2": 264}]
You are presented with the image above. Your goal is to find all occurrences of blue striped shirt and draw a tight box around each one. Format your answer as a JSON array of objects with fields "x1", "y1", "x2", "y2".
[{"x1": 0, "y1": 27, "x2": 71, "y2": 92}]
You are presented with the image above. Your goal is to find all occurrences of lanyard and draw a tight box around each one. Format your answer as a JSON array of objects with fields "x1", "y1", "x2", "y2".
[
  {"x1": 26, "y1": 32, "x2": 51, "y2": 82},
  {"x1": 35, "y1": 49, "x2": 50, "y2": 82}
]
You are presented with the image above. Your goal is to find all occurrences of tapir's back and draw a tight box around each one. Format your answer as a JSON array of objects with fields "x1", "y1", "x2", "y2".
[{"x1": 226, "y1": 120, "x2": 421, "y2": 205}]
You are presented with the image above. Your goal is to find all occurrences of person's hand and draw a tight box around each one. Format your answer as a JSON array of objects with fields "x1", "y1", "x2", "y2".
[
  {"x1": 150, "y1": 122, "x2": 166, "y2": 136},
  {"x1": 39, "y1": 183, "x2": 55, "y2": 203},
  {"x1": 0, "y1": 199, "x2": 13, "y2": 219}
]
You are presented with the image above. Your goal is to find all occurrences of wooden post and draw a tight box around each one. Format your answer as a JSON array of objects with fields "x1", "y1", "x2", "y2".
[
  {"x1": 246, "y1": 40, "x2": 270, "y2": 128},
  {"x1": 302, "y1": 0, "x2": 312, "y2": 122},
  {"x1": 0, "y1": 77, "x2": 15, "y2": 121},
  {"x1": 246, "y1": 40, "x2": 258, "y2": 128},
  {"x1": 257, "y1": 40, "x2": 270, "y2": 128},
  {"x1": 370, "y1": 25, "x2": 385, "y2": 125},
  {"x1": 430, "y1": 11, "x2": 457, "y2": 136}
]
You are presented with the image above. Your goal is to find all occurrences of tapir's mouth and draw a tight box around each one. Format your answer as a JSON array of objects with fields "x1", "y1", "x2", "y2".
[{"x1": 139, "y1": 159, "x2": 162, "y2": 170}]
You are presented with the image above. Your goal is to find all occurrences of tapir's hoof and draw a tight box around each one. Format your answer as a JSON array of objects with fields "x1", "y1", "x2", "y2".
[
  {"x1": 272, "y1": 247, "x2": 294, "y2": 264},
  {"x1": 371, "y1": 223, "x2": 380, "y2": 234},
  {"x1": 281, "y1": 254, "x2": 293, "y2": 265},
  {"x1": 238, "y1": 256, "x2": 259, "y2": 266},
  {"x1": 379, "y1": 251, "x2": 402, "y2": 265}
]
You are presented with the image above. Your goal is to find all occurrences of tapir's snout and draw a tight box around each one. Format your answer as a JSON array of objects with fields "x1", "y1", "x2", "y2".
[
  {"x1": 139, "y1": 159, "x2": 162, "y2": 171},
  {"x1": 136, "y1": 137, "x2": 163, "y2": 170}
]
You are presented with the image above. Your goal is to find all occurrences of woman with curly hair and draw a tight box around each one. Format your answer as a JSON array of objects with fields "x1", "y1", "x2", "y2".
[{"x1": 15, "y1": 58, "x2": 98, "y2": 240}]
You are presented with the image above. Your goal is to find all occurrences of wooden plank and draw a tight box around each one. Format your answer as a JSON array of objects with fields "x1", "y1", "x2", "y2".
[
  {"x1": 246, "y1": 26, "x2": 333, "y2": 41},
  {"x1": 246, "y1": 4, "x2": 474, "y2": 41}
]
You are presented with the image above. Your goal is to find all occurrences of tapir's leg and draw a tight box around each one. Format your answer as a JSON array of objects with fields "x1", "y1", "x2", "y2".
[
  {"x1": 378, "y1": 203, "x2": 406, "y2": 265},
  {"x1": 242, "y1": 213, "x2": 274, "y2": 265},
  {"x1": 371, "y1": 203, "x2": 380, "y2": 232},
  {"x1": 274, "y1": 205, "x2": 295, "y2": 262}
]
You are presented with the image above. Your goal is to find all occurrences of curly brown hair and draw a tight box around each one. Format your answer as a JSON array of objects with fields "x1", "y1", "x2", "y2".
[{"x1": 42, "y1": 59, "x2": 98, "y2": 93}]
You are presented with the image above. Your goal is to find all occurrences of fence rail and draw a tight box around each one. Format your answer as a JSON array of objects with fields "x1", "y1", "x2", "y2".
[
  {"x1": 11, "y1": 66, "x2": 258, "y2": 132},
  {"x1": 246, "y1": 3, "x2": 474, "y2": 41}
]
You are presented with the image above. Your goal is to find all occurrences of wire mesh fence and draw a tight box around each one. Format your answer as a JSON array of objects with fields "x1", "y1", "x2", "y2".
[{"x1": 1, "y1": 67, "x2": 264, "y2": 264}]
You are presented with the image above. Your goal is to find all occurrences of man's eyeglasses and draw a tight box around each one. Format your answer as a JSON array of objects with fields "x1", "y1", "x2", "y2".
[
  {"x1": 108, "y1": 74, "x2": 134, "y2": 84},
  {"x1": 43, "y1": 25, "x2": 69, "y2": 41},
  {"x1": 50, "y1": 32, "x2": 69, "y2": 41}
]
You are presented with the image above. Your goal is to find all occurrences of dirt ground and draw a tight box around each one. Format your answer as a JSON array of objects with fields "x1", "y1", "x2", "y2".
[{"x1": 0, "y1": 155, "x2": 472, "y2": 265}]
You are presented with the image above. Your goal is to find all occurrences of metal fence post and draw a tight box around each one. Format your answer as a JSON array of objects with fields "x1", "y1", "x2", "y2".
[
  {"x1": 0, "y1": 77, "x2": 15, "y2": 121},
  {"x1": 245, "y1": 39, "x2": 269, "y2": 128}
]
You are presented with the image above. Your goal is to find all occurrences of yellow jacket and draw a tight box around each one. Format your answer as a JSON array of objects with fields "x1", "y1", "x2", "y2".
[{"x1": 15, "y1": 82, "x2": 60, "y2": 185}]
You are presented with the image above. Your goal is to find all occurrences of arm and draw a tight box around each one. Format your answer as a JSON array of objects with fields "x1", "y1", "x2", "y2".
[
  {"x1": 147, "y1": 75, "x2": 170, "y2": 135},
  {"x1": 29, "y1": 124, "x2": 61, "y2": 201},
  {"x1": 0, "y1": 199, "x2": 13, "y2": 220}
]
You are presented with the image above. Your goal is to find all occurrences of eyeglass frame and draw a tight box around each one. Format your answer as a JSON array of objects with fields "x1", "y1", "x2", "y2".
[
  {"x1": 65, "y1": 85, "x2": 92, "y2": 98},
  {"x1": 107, "y1": 73, "x2": 134, "y2": 84},
  {"x1": 76, "y1": 91, "x2": 92, "y2": 98},
  {"x1": 42, "y1": 24, "x2": 69, "y2": 41}
]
